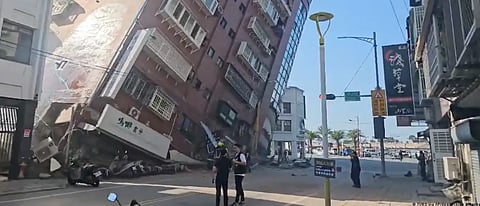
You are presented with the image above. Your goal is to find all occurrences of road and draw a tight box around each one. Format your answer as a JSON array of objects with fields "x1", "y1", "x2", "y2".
[{"x1": 0, "y1": 158, "x2": 435, "y2": 206}]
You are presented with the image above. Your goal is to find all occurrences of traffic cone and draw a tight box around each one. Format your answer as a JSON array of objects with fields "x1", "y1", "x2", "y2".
[{"x1": 18, "y1": 162, "x2": 27, "y2": 179}]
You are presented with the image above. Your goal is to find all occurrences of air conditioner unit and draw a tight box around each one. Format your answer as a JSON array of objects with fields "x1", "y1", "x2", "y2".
[
  {"x1": 128, "y1": 107, "x2": 141, "y2": 120},
  {"x1": 443, "y1": 157, "x2": 460, "y2": 181},
  {"x1": 32, "y1": 137, "x2": 59, "y2": 163}
]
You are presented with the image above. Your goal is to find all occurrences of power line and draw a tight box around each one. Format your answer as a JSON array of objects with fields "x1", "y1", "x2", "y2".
[
  {"x1": 388, "y1": 0, "x2": 407, "y2": 41},
  {"x1": 343, "y1": 46, "x2": 374, "y2": 92},
  {"x1": 0, "y1": 39, "x2": 130, "y2": 77},
  {"x1": 402, "y1": 0, "x2": 409, "y2": 12}
]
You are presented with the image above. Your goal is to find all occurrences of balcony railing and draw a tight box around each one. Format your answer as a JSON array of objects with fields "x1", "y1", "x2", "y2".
[
  {"x1": 144, "y1": 28, "x2": 193, "y2": 82},
  {"x1": 247, "y1": 17, "x2": 271, "y2": 54},
  {"x1": 194, "y1": 0, "x2": 219, "y2": 15},
  {"x1": 157, "y1": 0, "x2": 207, "y2": 52},
  {"x1": 224, "y1": 64, "x2": 257, "y2": 108},
  {"x1": 273, "y1": 0, "x2": 291, "y2": 17},
  {"x1": 253, "y1": 0, "x2": 280, "y2": 26},
  {"x1": 237, "y1": 41, "x2": 270, "y2": 81}
]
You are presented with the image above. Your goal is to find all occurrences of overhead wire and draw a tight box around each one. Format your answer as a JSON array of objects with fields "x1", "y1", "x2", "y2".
[
  {"x1": 388, "y1": 0, "x2": 408, "y2": 41},
  {"x1": 343, "y1": 46, "x2": 374, "y2": 92},
  {"x1": 0, "y1": 39, "x2": 130, "y2": 77}
]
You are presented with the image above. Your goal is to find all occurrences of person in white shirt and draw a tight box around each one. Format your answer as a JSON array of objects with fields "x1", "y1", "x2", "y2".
[{"x1": 231, "y1": 144, "x2": 247, "y2": 205}]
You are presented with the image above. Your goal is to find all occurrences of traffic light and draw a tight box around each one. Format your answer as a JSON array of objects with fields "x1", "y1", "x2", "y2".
[{"x1": 319, "y1": 94, "x2": 336, "y2": 100}]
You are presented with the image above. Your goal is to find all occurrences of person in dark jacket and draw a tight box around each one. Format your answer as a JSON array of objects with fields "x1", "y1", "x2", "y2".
[
  {"x1": 212, "y1": 148, "x2": 232, "y2": 206},
  {"x1": 417, "y1": 151, "x2": 426, "y2": 181},
  {"x1": 231, "y1": 144, "x2": 247, "y2": 205},
  {"x1": 350, "y1": 151, "x2": 361, "y2": 188}
]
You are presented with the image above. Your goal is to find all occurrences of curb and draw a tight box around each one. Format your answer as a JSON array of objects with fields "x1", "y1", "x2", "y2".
[{"x1": 0, "y1": 184, "x2": 66, "y2": 197}]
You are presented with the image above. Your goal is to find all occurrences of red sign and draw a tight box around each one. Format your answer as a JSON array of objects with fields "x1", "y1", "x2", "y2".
[{"x1": 23, "y1": 129, "x2": 31, "y2": 138}]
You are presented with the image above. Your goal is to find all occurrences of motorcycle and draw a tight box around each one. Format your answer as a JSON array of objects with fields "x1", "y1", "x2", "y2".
[
  {"x1": 67, "y1": 158, "x2": 102, "y2": 187},
  {"x1": 107, "y1": 192, "x2": 140, "y2": 206},
  {"x1": 442, "y1": 180, "x2": 473, "y2": 206}
]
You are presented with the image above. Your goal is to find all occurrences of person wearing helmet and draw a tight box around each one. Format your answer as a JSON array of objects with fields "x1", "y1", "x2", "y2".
[{"x1": 212, "y1": 148, "x2": 232, "y2": 206}]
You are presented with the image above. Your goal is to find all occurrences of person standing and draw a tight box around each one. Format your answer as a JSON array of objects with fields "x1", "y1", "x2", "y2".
[
  {"x1": 350, "y1": 151, "x2": 361, "y2": 188},
  {"x1": 212, "y1": 148, "x2": 232, "y2": 206},
  {"x1": 417, "y1": 151, "x2": 426, "y2": 181},
  {"x1": 232, "y1": 144, "x2": 247, "y2": 205}
]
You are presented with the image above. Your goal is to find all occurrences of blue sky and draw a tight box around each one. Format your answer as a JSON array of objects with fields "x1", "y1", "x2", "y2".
[{"x1": 288, "y1": 0, "x2": 426, "y2": 140}]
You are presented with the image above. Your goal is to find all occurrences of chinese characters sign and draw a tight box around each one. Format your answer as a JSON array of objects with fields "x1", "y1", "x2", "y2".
[
  {"x1": 314, "y1": 158, "x2": 336, "y2": 178},
  {"x1": 117, "y1": 117, "x2": 144, "y2": 135},
  {"x1": 382, "y1": 44, "x2": 415, "y2": 116}
]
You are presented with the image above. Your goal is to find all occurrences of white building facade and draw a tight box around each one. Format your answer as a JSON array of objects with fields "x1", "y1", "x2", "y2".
[
  {"x1": 0, "y1": 0, "x2": 52, "y2": 179},
  {"x1": 272, "y1": 86, "x2": 306, "y2": 159}
]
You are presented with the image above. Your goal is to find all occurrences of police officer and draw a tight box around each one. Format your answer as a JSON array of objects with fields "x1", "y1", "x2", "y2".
[{"x1": 212, "y1": 148, "x2": 232, "y2": 206}]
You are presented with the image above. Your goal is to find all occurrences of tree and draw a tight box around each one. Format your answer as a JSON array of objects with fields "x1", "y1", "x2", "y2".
[
  {"x1": 305, "y1": 130, "x2": 320, "y2": 154},
  {"x1": 347, "y1": 129, "x2": 363, "y2": 152},
  {"x1": 330, "y1": 130, "x2": 345, "y2": 154},
  {"x1": 316, "y1": 126, "x2": 331, "y2": 140}
]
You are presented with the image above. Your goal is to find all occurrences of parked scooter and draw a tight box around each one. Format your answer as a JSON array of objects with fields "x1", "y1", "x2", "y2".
[
  {"x1": 107, "y1": 192, "x2": 140, "y2": 206},
  {"x1": 109, "y1": 150, "x2": 143, "y2": 178},
  {"x1": 67, "y1": 158, "x2": 102, "y2": 187}
]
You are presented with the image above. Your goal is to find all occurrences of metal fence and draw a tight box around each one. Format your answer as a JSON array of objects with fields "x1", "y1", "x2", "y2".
[{"x1": 0, "y1": 106, "x2": 17, "y2": 165}]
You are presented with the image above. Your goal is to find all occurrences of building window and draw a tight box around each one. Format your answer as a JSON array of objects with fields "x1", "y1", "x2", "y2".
[
  {"x1": 0, "y1": 21, "x2": 33, "y2": 64},
  {"x1": 207, "y1": 47, "x2": 215, "y2": 58},
  {"x1": 283, "y1": 120, "x2": 292, "y2": 131},
  {"x1": 216, "y1": 57, "x2": 224, "y2": 68},
  {"x1": 239, "y1": 3, "x2": 246, "y2": 14},
  {"x1": 220, "y1": 17, "x2": 227, "y2": 29},
  {"x1": 228, "y1": 29, "x2": 236, "y2": 39},
  {"x1": 193, "y1": 78, "x2": 202, "y2": 89},
  {"x1": 202, "y1": 88, "x2": 212, "y2": 100},
  {"x1": 122, "y1": 71, "x2": 152, "y2": 100},
  {"x1": 148, "y1": 89, "x2": 175, "y2": 121},
  {"x1": 217, "y1": 101, "x2": 237, "y2": 126},
  {"x1": 274, "y1": 120, "x2": 282, "y2": 131},
  {"x1": 282, "y1": 102, "x2": 291, "y2": 114},
  {"x1": 180, "y1": 114, "x2": 193, "y2": 133}
]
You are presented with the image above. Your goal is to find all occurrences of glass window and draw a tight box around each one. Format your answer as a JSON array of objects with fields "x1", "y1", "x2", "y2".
[
  {"x1": 228, "y1": 29, "x2": 236, "y2": 39},
  {"x1": 220, "y1": 18, "x2": 227, "y2": 29},
  {"x1": 191, "y1": 23, "x2": 200, "y2": 38},
  {"x1": 283, "y1": 120, "x2": 291, "y2": 131},
  {"x1": 0, "y1": 21, "x2": 33, "y2": 64},
  {"x1": 207, "y1": 47, "x2": 215, "y2": 58},
  {"x1": 282, "y1": 102, "x2": 291, "y2": 114},
  {"x1": 216, "y1": 57, "x2": 224, "y2": 68},
  {"x1": 179, "y1": 11, "x2": 190, "y2": 27},
  {"x1": 172, "y1": 3, "x2": 184, "y2": 19}
]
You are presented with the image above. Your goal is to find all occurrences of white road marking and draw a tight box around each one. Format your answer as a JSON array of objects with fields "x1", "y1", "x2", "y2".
[
  {"x1": 0, "y1": 175, "x2": 194, "y2": 204},
  {"x1": 0, "y1": 185, "x2": 126, "y2": 204}
]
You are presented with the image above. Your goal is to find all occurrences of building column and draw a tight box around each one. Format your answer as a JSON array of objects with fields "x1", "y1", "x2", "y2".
[
  {"x1": 9, "y1": 100, "x2": 36, "y2": 179},
  {"x1": 291, "y1": 141, "x2": 298, "y2": 159}
]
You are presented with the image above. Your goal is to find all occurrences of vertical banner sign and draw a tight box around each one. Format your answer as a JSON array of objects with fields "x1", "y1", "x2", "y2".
[{"x1": 382, "y1": 44, "x2": 415, "y2": 116}]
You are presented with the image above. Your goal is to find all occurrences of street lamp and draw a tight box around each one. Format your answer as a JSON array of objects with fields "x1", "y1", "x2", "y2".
[
  {"x1": 348, "y1": 116, "x2": 360, "y2": 156},
  {"x1": 338, "y1": 32, "x2": 387, "y2": 177},
  {"x1": 310, "y1": 11, "x2": 333, "y2": 206}
]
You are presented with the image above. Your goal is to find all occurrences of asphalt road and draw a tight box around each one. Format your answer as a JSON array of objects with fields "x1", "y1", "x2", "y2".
[{"x1": 0, "y1": 158, "x2": 421, "y2": 206}]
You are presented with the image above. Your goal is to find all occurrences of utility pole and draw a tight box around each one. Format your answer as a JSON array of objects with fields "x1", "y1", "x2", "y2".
[{"x1": 338, "y1": 32, "x2": 387, "y2": 177}]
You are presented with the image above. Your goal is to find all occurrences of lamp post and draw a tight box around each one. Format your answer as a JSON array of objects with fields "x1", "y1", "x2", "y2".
[
  {"x1": 310, "y1": 11, "x2": 333, "y2": 206},
  {"x1": 338, "y1": 32, "x2": 387, "y2": 177},
  {"x1": 349, "y1": 116, "x2": 360, "y2": 156}
]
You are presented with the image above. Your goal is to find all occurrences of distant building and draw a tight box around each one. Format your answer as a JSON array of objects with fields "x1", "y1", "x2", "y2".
[{"x1": 271, "y1": 86, "x2": 306, "y2": 159}]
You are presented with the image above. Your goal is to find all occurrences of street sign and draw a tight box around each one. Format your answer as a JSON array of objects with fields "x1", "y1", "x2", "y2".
[
  {"x1": 371, "y1": 89, "x2": 387, "y2": 116},
  {"x1": 344, "y1": 91, "x2": 361, "y2": 101},
  {"x1": 314, "y1": 158, "x2": 336, "y2": 178}
]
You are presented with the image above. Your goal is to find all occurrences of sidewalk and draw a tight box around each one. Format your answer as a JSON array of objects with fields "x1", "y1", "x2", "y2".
[
  {"x1": 329, "y1": 173, "x2": 449, "y2": 206},
  {"x1": 0, "y1": 178, "x2": 66, "y2": 196}
]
